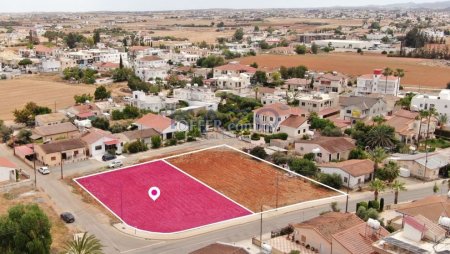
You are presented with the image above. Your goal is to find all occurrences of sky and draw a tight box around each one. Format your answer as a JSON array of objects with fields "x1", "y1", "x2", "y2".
[{"x1": 1, "y1": 0, "x2": 444, "y2": 12}]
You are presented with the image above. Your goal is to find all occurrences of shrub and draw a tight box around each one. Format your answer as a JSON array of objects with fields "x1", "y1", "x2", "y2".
[
  {"x1": 251, "y1": 133, "x2": 260, "y2": 140},
  {"x1": 126, "y1": 140, "x2": 148, "y2": 154},
  {"x1": 151, "y1": 136, "x2": 161, "y2": 149},
  {"x1": 187, "y1": 136, "x2": 196, "y2": 142},
  {"x1": 318, "y1": 173, "x2": 343, "y2": 189},
  {"x1": 175, "y1": 131, "x2": 186, "y2": 141},
  {"x1": 356, "y1": 206, "x2": 367, "y2": 220},
  {"x1": 165, "y1": 138, "x2": 177, "y2": 146},
  {"x1": 367, "y1": 208, "x2": 379, "y2": 220},
  {"x1": 288, "y1": 158, "x2": 318, "y2": 177},
  {"x1": 303, "y1": 153, "x2": 315, "y2": 161},
  {"x1": 271, "y1": 152, "x2": 291, "y2": 165},
  {"x1": 381, "y1": 50, "x2": 387, "y2": 54},
  {"x1": 249, "y1": 146, "x2": 268, "y2": 159},
  {"x1": 264, "y1": 133, "x2": 288, "y2": 143},
  {"x1": 379, "y1": 198, "x2": 385, "y2": 212}
]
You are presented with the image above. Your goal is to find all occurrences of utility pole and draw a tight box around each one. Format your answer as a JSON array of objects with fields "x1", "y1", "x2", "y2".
[
  {"x1": 345, "y1": 172, "x2": 350, "y2": 213},
  {"x1": 275, "y1": 171, "x2": 279, "y2": 209},
  {"x1": 33, "y1": 145, "x2": 36, "y2": 189},
  {"x1": 260, "y1": 205, "x2": 263, "y2": 250},
  {"x1": 60, "y1": 149, "x2": 64, "y2": 179}
]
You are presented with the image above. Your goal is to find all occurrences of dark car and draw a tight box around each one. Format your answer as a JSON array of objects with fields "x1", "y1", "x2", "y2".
[
  {"x1": 60, "y1": 212, "x2": 75, "y2": 223},
  {"x1": 102, "y1": 153, "x2": 116, "y2": 161}
]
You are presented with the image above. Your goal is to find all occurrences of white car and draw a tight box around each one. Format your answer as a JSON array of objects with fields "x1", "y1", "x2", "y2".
[
  {"x1": 38, "y1": 167, "x2": 50, "y2": 175},
  {"x1": 108, "y1": 160, "x2": 123, "y2": 168}
]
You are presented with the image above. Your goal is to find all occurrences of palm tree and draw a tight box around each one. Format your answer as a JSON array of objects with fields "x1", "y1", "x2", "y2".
[
  {"x1": 416, "y1": 110, "x2": 428, "y2": 147},
  {"x1": 65, "y1": 233, "x2": 104, "y2": 254},
  {"x1": 366, "y1": 125, "x2": 396, "y2": 149},
  {"x1": 382, "y1": 67, "x2": 393, "y2": 94},
  {"x1": 369, "y1": 178, "x2": 386, "y2": 200},
  {"x1": 437, "y1": 114, "x2": 448, "y2": 130},
  {"x1": 372, "y1": 115, "x2": 386, "y2": 125},
  {"x1": 254, "y1": 86, "x2": 260, "y2": 100},
  {"x1": 368, "y1": 147, "x2": 388, "y2": 180},
  {"x1": 391, "y1": 180, "x2": 407, "y2": 204},
  {"x1": 394, "y1": 68, "x2": 405, "y2": 96},
  {"x1": 424, "y1": 108, "x2": 437, "y2": 149}
]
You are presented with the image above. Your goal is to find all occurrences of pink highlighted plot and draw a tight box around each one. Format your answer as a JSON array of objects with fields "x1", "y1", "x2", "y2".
[{"x1": 75, "y1": 160, "x2": 252, "y2": 233}]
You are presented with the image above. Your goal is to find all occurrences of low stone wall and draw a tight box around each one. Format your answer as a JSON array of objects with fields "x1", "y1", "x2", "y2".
[{"x1": 0, "y1": 179, "x2": 34, "y2": 193}]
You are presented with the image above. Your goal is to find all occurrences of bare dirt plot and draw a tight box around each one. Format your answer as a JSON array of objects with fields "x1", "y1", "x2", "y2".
[
  {"x1": 167, "y1": 147, "x2": 337, "y2": 212},
  {"x1": 240, "y1": 53, "x2": 450, "y2": 88},
  {"x1": 0, "y1": 187, "x2": 72, "y2": 253},
  {"x1": 0, "y1": 76, "x2": 95, "y2": 120}
]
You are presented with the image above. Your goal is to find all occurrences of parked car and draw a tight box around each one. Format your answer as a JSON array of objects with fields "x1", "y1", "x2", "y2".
[
  {"x1": 60, "y1": 212, "x2": 75, "y2": 223},
  {"x1": 108, "y1": 160, "x2": 123, "y2": 168},
  {"x1": 38, "y1": 167, "x2": 50, "y2": 175},
  {"x1": 102, "y1": 153, "x2": 116, "y2": 161}
]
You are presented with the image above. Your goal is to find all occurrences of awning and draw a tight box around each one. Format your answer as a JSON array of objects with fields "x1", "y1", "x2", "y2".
[
  {"x1": 14, "y1": 145, "x2": 34, "y2": 156},
  {"x1": 104, "y1": 139, "x2": 119, "y2": 146}
]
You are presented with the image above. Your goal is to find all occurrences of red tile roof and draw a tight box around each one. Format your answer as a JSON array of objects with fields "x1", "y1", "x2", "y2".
[
  {"x1": 0, "y1": 157, "x2": 17, "y2": 168},
  {"x1": 135, "y1": 113, "x2": 173, "y2": 133},
  {"x1": 35, "y1": 44, "x2": 53, "y2": 53},
  {"x1": 93, "y1": 62, "x2": 119, "y2": 68},
  {"x1": 297, "y1": 136, "x2": 356, "y2": 154},
  {"x1": 215, "y1": 63, "x2": 256, "y2": 73},
  {"x1": 280, "y1": 115, "x2": 307, "y2": 129},
  {"x1": 254, "y1": 103, "x2": 307, "y2": 117},
  {"x1": 320, "y1": 159, "x2": 374, "y2": 177},
  {"x1": 139, "y1": 55, "x2": 163, "y2": 62},
  {"x1": 81, "y1": 128, "x2": 116, "y2": 145},
  {"x1": 404, "y1": 215, "x2": 427, "y2": 233}
]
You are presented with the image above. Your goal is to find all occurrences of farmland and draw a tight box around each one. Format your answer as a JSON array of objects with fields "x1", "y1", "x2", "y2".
[
  {"x1": 240, "y1": 53, "x2": 450, "y2": 88},
  {"x1": 167, "y1": 147, "x2": 337, "y2": 212}
]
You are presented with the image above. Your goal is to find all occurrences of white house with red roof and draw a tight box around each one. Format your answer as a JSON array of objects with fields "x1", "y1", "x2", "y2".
[
  {"x1": 213, "y1": 62, "x2": 256, "y2": 78},
  {"x1": 135, "y1": 113, "x2": 188, "y2": 140},
  {"x1": 134, "y1": 55, "x2": 169, "y2": 81},
  {"x1": 81, "y1": 128, "x2": 123, "y2": 157},
  {"x1": 253, "y1": 103, "x2": 309, "y2": 136},
  {"x1": 313, "y1": 72, "x2": 348, "y2": 94},
  {"x1": 356, "y1": 69, "x2": 400, "y2": 96},
  {"x1": 0, "y1": 157, "x2": 17, "y2": 183}
]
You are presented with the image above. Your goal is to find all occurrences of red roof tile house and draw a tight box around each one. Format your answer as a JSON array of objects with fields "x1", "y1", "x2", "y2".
[
  {"x1": 385, "y1": 109, "x2": 436, "y2": 144},
  {"x1": 319, "y1": 159, "x2": 375, "y2": 189},
  {"x1": 93, "y1": 62, "x2": 119, "y2": 72},
  {"x1": 0, "y1": 157, "x2": 17, "y2": 183},
  {"x1": 81, "y1": 128, "x2": 123, "y2": 158},
  {"x1": 253, "y1": 103, "x2": 309, "y2": 138},
  {"x1": 67, "y1": 103, "x2": 102, "y2": 120},
  {"x1": 295, "y1": 136, "x2": 356, "y2": 163},
  {"x1": 292, "y1": 212, "x2": 388, "y2": 254},
  {"x1": 213, "y1": 62, "x2": 256, "y2": 78},
  {"x1": 313, "y1": 72, "x2": 348, "y2": 94},
  {"x1": 135, "y1": 113, "x2": 188, "y2": 140}
]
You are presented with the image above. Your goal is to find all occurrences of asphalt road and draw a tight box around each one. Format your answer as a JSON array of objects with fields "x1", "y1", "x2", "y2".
[{"x1": 1, "y1": 141, "x2": 449, "y2": 254}]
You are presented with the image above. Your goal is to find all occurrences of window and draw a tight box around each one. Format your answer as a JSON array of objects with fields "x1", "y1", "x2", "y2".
[
  {"x1": 301, "y1": 235, "x2": 306, "y2": 242},
  {"x1": 301, "y1": 102, "x2": 305, "y2": 106},
  {"x1": 298, "y1": 130, "x2": 301, "y2": 134},
  {"x1": 95, "y1": 145, "x2": 102, "y2": 151},
  {"x1": 346, "y1": 110, "x2": 351, "y2": 114},
  {"x1": 74, "y1": 150, "x2": 79, "y2": 156},
  {"x1": 51, "y1": 157, "x2": 56, "y2": 161},
  {"x1": 317, "y1": 153, "x2": 322, "y2": 157},
  {"x1": 337, "y1": 153, "x2": 340, "y2": 160},
  {"x1": 344, "y1": 177, "x2": 348, "y2": 183}
]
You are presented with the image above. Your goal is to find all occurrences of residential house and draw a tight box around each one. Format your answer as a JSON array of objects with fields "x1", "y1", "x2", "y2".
[
  {"x1": 293, "y1": 212, "x2": 388, "y2": 254},
  {"x1": 33, "y1": 122, "x2": 79, "y2": 143},
  {"x1": 0, "y1": 157, "x2": 17, "y2": 183},
  {"x1": 313, "y1": 72, "x2": 348, "y2": 94},
  {"x1": 253, "y1": 103, "x2": 308, "y2": 135},
  {"x1": 298, "y1": 93, "x2": 339, "y2": 113},
  {"x1": 134, "y1": 55, "x2": 169, "y2": 81},
  {"x1": 114, "y1": 128, "x2": 160, "y2": 146},
  {"x1": 388, "y1": 153, "x2": 449, "y2": 180},
  {"x1": 372, "y1": 215, "x2": 450, "y2": 254},
  {"x1": 34, "y1": 45, "x2": 54, "y2": 58},
  {"x1": 39, "y1": 58, "x2": 61, "y2": 72},
  {"x1": 216, "y1": 73, "x2": 252, "y2": 91},
  {"x1": 356, "y1": 69, "x2": 400, "y2": 96},
  {"x1": 213, "y1": 62, "x2": 256, "y2": 78},
  {"x1": 93, "y1": 62, "x2": 119, "y2": 72},
  {"x1": 66, "y1": 103, "x2": 102, "y2": 120},
  {"x1": 130, "y1": 91, "x2": 178, "y2": 112},
  {"x1": 81, "y1": 128, "x2": 123, "y2": 158},
  {"x1": 173, "y1": 84, "x2": 220, "y2": 111},
  {"x1": 339, "y1": 96, "x2": 387, "y2": 123},
  {"x1": 319, "y1": 159, "x2": 375, "y2": 189},
  {"x1": 279, "y1": 115, "x2": 310, "y2": 138},
  {"x1": 295, "y1": 136, "x2": 356, "y2": 163},
  {"x1": 190, "y1": 243, "x2": 249, "y2": 254},
  {"x1": 269, "y1": 46, "x2": 296, "y2": 55},
  {"x1": 135, "y1": 113, "x2": 188, "y2": 140},
  {"x1": 411, "y1": 89, "x2": 450, "y2": 125},
  {"x1": 394, "y1": 195, "x2": 450, "y2": 224},
  {"x1": 284, "y1": 78, "x2": 310, "y2": 91},
  {"x1": 34, "y1": 139, "x2": 87, "y2": 167},
  {"x1": 35, "y1": 112, "x2": 68, "y2": 126},
  {"x1": 385, "y1": 109, "x2": 436, "y2": 144}
]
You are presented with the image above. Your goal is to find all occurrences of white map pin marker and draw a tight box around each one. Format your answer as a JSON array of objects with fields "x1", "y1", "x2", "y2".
[{"x1": 148, "y1": 187, "x2": 160, "y2": 201}]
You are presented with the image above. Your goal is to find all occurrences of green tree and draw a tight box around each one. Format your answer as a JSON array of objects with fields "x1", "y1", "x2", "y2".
[
  {"x1": 391, "y1": 179, "x2": 406, "y2": 204},
  {"x1": 112, "y1": 68, "x2": 133, "y2": 82},
  {"x1": 64, "y1": 32, "x2": 85, "y2": 49},
  {"x1": 74, "y1": 93, "x2": 93, "y2": 104},
  {"x1": 196, "y1": 55, "x2": 225, "y2": 68},
  {"x1": 151, "y1": 135, "x2": 161, "y2": 149},
  {"x1": 288, "y1": 158, "x2": 318, "y2": 177},
  {"x1": 233, "y1": 28, "x2": 244, "y2": 41},
  {"x1": 249, "y1": 146, "x2": 268, "y2": 160},
  {"x1": 318, "y1": 173, "x2": 343, "y2": 189},
  {"x1": 395, "y1": 92, "x2": 415, "y2": 109},
  {"x1": 16, "y1": 129, "x2": 33, "y2": 145},
  {"x1": 369, "y1": 178, "x2": 386, "y2": 200},
  {"x1": 376, "y1": 161, "x2": 400, "y2": 183},
  {"x1": 252, "y1": 71, "x2": 268, "y2": 85},
  {"x1": 366, "y1": 125, "x2": 396, "y2": 149},
  {"x1": 64, "y1": 232, "x2": 103, "y2": 254},
  {"x1": 126, "y1": 139, "x2": 148, "y2": 154},
  {"x1": 13, "y1": 102, "x2": 52, "y2": 126},
  {"x1": 372, "y1": 115, "x2": 386, "y2": 125},
  {"x1": 382, "y1": 67, "x2": 393, "y2": 94},
  {"x1": 250, "y1": 62, "x2": 258, "y2": 68},
  {"x1": 94, "y1": 86, "x2": 111, "y2": 101},
  {"x1": 394, "y1": 68, "x2": 405, "y2": 96},
  {"x1": 348, "y1": 147, "x2": 368, "y2": 159},
  {"x1": 311, "y1": 42, "x2": 318, "y2": 54},
  {"x1": 0, "y1": 120, "x2": 13, "y2": 143},
  {"x1": 91, "y1": 117, "x2": 110, "y2": 130},
  {"x1": 18, "y1": 58, "x2": 32, "y2": 66},
  {"x1": 191, "y1": 76, "x2": 204, "y2": 86},
  {"x1": 368, "y1": 147, "x2": 388, "y2": 175},
  {"x1": 437, "y1": 114, "x2": 448, "y2": 130},
  {"x1": 295, "y1": 45, "x2": 307, "y2": 54},
  {"x1": 93, "y1": 30, "x2": 101, "y2": 44},
  {"x1": 0, "y1": 204, "x2": 52, "y2": 254}
]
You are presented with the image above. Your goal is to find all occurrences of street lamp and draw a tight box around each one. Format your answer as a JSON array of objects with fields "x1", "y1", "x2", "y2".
[{"x1": 32, "y1": 144, "x2": 36, "y2": 189}]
